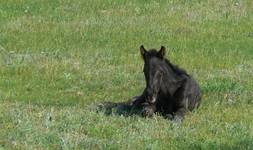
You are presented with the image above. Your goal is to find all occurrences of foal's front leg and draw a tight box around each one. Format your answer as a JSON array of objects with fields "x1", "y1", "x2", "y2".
[
  {"x1": 129, "y1": 95, "x2": 157, "y2": 117},
  {"x1": 128, "y1": 90, "x2": 148, "y2": 109},
  {"x1": 128, "y1": 95, "x2": 144, "y2": 108}
]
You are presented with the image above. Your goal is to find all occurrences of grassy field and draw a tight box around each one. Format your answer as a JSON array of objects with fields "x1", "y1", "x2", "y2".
[{"x1": 0, "y1": 0, "x2": 253, "y2": 149}]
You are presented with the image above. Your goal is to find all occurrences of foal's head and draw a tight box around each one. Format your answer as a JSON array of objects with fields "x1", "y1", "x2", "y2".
[{"x1": 140, "y1": 45, "x2": 167, "y2": 104}]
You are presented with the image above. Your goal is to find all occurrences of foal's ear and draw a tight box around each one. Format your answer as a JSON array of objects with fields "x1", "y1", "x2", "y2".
[
  {"x1": 140, "y1": 45, "x2": 147, "y2": 59},
  {"x1": 158, "y1": 46, "x2": 166, "y2": 58}
]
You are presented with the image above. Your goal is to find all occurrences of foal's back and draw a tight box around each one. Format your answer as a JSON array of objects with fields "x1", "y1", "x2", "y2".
[{"x1": 158, "y1": 58, "x2": 201, "y2": 113}]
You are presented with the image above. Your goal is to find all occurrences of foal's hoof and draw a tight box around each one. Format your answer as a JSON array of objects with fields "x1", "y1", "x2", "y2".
[
  {"x1": 142, "y1": 106, "x2": 155, "y2": 117},
  {"x1": 173, "y1": 115, "x2": 183, "y2": 124}
]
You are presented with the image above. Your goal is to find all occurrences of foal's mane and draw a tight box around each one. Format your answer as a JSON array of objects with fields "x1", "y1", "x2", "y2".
[{"x1": 164, "y1": 59, "x2": 189, "y2": 77}]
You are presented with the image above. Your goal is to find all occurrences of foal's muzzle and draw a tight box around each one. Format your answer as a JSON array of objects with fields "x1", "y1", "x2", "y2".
[{"x1": 146, "y1": 71, "x2": 163, "y2": 104}]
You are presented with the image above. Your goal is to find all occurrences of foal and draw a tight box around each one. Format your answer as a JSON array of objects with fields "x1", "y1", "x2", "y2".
[{"x1": 129, "y1": 45, "x2": 201, "y2": 121}]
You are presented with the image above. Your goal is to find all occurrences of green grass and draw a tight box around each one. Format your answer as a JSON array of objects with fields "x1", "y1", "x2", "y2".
[{"x1": 0, "y1": 0, "x2": 253, "y2": 149}]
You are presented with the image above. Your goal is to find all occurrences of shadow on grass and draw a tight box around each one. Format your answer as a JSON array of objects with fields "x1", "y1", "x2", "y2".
[
  {"x1": 95, "y1": 101, "x2": 143, "y2": 117},
  {"x1": 94, "y1": 101, "x2": 175, "y2": 122}
]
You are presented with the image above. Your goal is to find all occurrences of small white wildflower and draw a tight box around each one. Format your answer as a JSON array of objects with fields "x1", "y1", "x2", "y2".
[
  {"x1": 24, "y1": 6, "x2": 29, "y2": 13},
  {"x1": 64, "y1": 72, "x2": 71, "y2": 80}
]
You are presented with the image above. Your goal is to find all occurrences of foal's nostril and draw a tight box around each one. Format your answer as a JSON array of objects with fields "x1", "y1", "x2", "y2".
[{"x1": 147, "y1": 88, "x2": 152, "y2": 96}]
